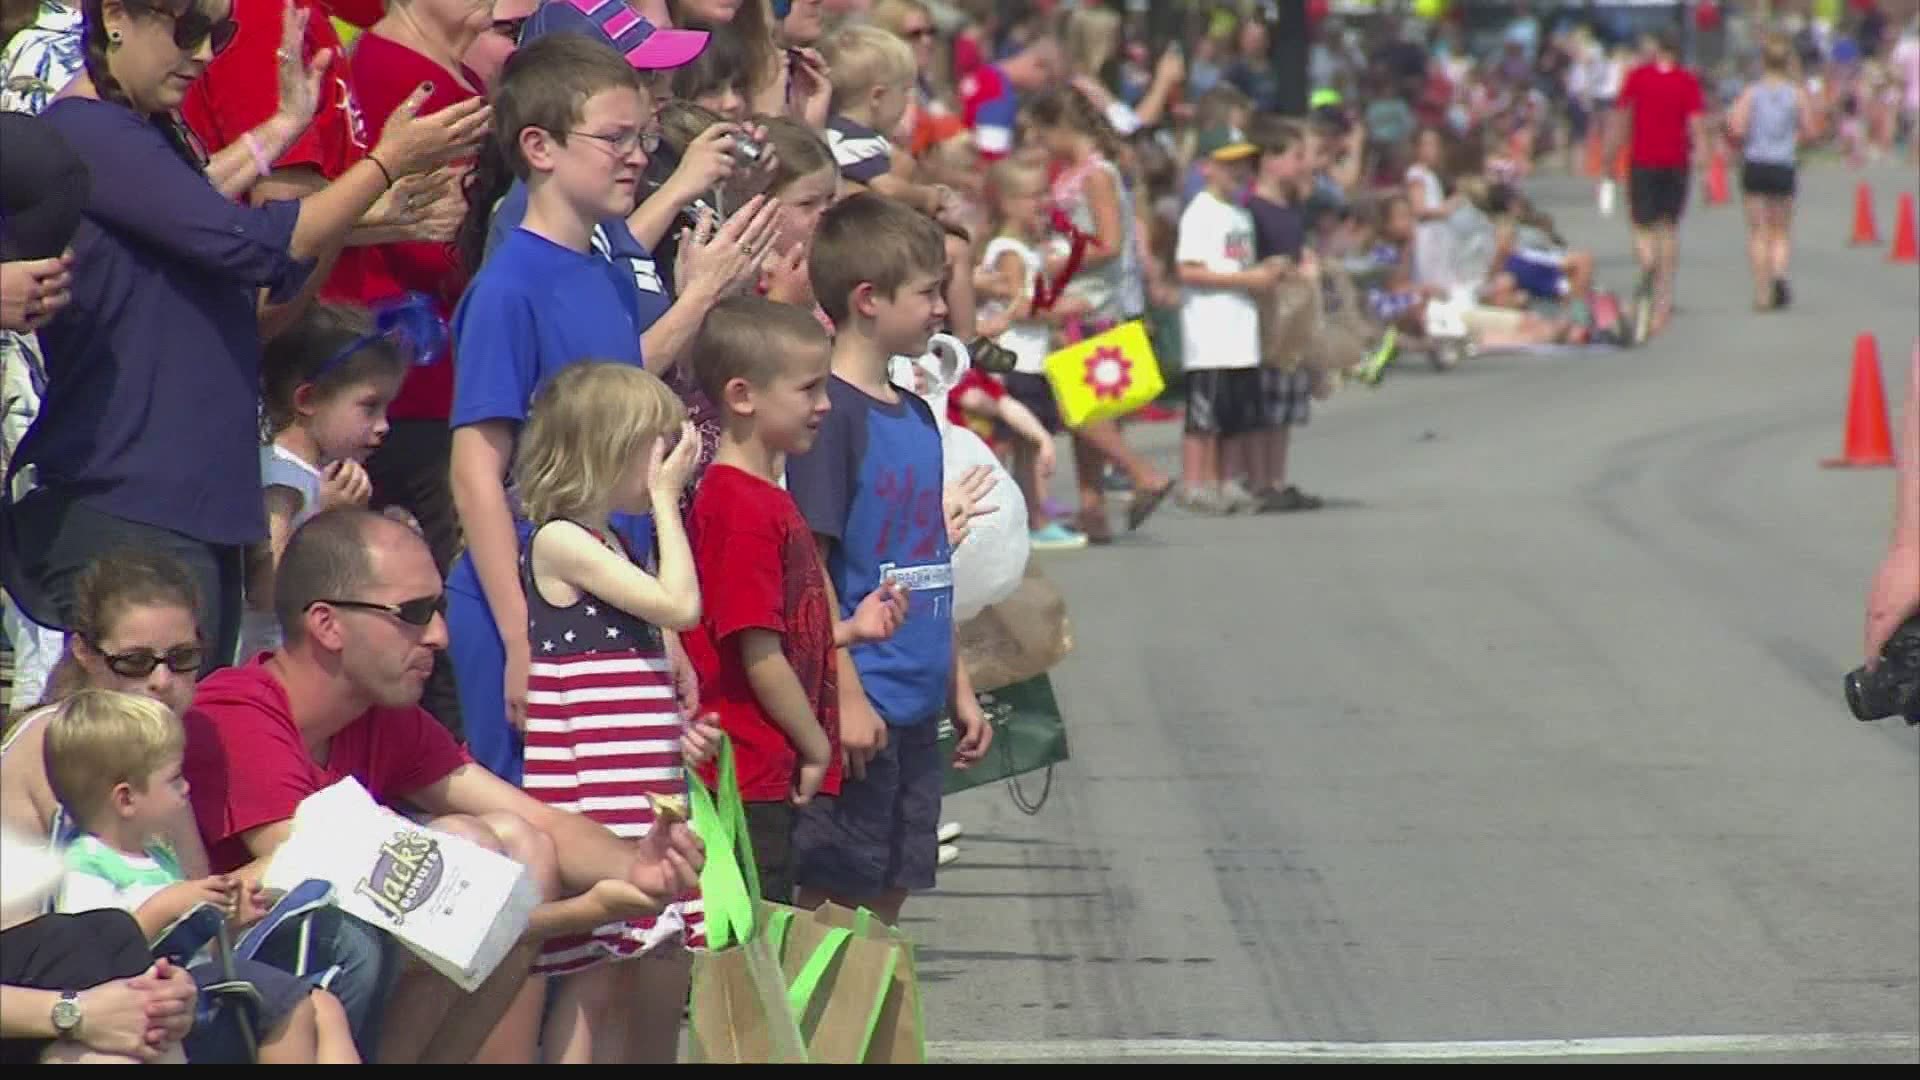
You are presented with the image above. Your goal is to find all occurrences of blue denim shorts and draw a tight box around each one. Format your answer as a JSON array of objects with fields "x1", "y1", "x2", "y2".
[{"x1": 793, "y1": 720, "x2": 943, "y2": 899}]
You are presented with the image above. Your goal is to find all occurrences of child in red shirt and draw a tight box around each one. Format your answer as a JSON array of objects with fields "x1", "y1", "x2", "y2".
[{"x1": 683, "y1": 296, "x2": 906, "y2": 903}]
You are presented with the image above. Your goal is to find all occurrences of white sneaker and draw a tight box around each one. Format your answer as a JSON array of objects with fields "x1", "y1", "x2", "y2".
[
  {"x1": 937, "y1": 821, "x2": 964, "y2": 843},
  {"x1": 1219, "y1": 480, "x2": 1259, "y2": 514},
  {"x1": 937, "y1": 844, "x2": 961, "y2": 867}
]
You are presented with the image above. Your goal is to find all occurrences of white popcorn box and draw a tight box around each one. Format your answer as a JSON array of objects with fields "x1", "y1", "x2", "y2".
[{"x1": 263, "y1": 778, "x2": 541, "y2": 991}]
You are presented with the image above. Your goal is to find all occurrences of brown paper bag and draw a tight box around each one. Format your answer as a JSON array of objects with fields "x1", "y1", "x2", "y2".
[
  {"x1": 957, "y1": 566, "x2": 1074, "y2": 693},
  {"x1": 1260, "y1": 276, "x2": 1321, "y2": 370},
  {"x1": 687, "y1": 930, "x2": 808, "y2": 1063},
  {"x1": 765, "y1": 903, "x2": 897, "y2": 1063},
  {"x1": 812, "y1": 904, "x2": 925, "y2": 1064},
  {"x1": 1306, "y1": 269, "x2": 1373, "y2": 375}
]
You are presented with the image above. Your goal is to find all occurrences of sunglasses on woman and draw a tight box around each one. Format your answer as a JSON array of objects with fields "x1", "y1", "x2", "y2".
[
  {"x1": 310, "y1": 595, "x2": 446, "y2": 627},
  {"x1": 146, "y1": 4, "x2": 240, "y2": 56},
  {"x1": 89, "y1": 641, "x2": 205, "y2": 679}
]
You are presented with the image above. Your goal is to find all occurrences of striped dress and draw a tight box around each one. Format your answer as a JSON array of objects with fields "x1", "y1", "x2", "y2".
[{"x1": 521, "y1": 520, "x2": 704, "y2": 975}]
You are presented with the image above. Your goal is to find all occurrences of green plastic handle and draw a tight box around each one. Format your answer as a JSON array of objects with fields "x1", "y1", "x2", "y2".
[{"x1": 786, "y1": 926, "x2": 853, "y2": 1017}]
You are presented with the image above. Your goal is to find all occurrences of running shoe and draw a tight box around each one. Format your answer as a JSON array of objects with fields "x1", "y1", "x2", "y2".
[
  {"x1": 1029, "y1": 522, "x2": 1090, "y2": 550},
  {"x1": 1630, "y1": 267, "x2": 1656, "y2": 345},
  {"x1": 1356, "y1": 327, "x2": 1398, "y2": 385},
  {"x1": 937, "y1": 822, "x2": 964, "y2": 843}
]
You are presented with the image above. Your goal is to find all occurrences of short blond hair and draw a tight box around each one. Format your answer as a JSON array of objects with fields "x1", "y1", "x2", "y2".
[
  {"x1": 514, "y1": 363, "x2": 687, "y2": 526},
  {"x1": 824, "y1": 24, "x2": 917, "y2": 105},
  {"x1": 44, "y1": 689, "x2": 184, "y2": 825}
]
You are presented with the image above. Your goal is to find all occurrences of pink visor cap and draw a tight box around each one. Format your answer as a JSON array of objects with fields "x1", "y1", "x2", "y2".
[{"x1": 519, "y1": 0, "x2": 710, "y2": 71}]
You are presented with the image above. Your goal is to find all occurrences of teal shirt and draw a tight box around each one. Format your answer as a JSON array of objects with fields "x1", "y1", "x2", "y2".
[{"x1": 56, "y1": 833, "x2": 185, "y2": 916}]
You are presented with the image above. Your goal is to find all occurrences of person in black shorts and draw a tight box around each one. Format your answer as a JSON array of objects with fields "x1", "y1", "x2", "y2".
[
  {"x1": 1608, "y1": 32, "x2": 1709, "y2": 337},
  {"x1": 1729, "y1": 36, "x2": 1814, "y2": 311}
]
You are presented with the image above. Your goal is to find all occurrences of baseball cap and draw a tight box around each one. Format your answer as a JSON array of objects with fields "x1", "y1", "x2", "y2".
[
  {"x1": 1196, "y1": 127, "x2": 1257, "y2": 163},
  {"x1": 520, "y1": 0, "x2": 709, "y2": 71}
]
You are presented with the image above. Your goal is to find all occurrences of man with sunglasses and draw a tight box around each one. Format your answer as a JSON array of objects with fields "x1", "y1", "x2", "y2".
[{"x1": 180, "y1": 510, "x2": 706, "y2": 1062}]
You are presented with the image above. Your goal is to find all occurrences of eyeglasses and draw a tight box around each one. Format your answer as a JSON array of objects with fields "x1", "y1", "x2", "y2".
[
  {"x1": 151, "y1": 6, "x2": 240, "y2": 56},
  {"x1": 489, "y1": 16, "x2": 529, "y2": 43},
  {"x1": 88, "y1": 641, "x2": 204, "y2": 679},
  {"x1": 902, "y1": 27, "x2": 936, "y2": 42},
  {"x1": 568, "y1": 128, "x2": 661, "y2": 158},
  {"x1": 309, "y1": 595, "x2": 446, "y2": 627},
  {"x1": 314, "y1": 292, "x2": 447, "y2": 380}
]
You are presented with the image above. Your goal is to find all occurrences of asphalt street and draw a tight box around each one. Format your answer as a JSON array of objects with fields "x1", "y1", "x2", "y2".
[{"x1": 915, "y1": 158, "x2": 1920, "y2": 1064}]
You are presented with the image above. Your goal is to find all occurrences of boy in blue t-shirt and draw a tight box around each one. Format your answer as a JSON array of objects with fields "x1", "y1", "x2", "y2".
[
  {"x1": 444, "y1": 32, "x2": 660, "y2": 783},
  {"x1": 785, "y1": 194, "x2": 992, "y2": 924}
]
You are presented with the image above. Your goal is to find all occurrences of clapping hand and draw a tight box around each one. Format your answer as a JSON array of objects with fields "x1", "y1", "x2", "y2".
[{"x1": 943, "y1": 465, "x2": 999, "y2": 547}]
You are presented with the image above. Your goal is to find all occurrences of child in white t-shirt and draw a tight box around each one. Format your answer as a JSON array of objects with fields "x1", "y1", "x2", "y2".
[
  {"x1": 241, "y1": 302, "x2": 414, "y2": 660},
  {"x1": 1175, "y1": 130, "x2": 1287, "y2": 513}
]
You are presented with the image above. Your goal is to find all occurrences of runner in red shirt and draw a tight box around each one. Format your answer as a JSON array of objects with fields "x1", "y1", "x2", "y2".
[{"x1": 1606, "y1": 31, "x2": 1709, "y2": 338}]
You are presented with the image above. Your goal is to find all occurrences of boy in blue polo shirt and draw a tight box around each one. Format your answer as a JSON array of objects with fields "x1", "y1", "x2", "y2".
[{"x1": 786, "y1": 194, "x2": 992, "y2": 925}]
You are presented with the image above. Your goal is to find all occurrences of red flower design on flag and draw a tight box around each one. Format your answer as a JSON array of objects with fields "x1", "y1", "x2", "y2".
[{"x1": 1083, "y1": 346, "x2": 1133, "y2": 401}]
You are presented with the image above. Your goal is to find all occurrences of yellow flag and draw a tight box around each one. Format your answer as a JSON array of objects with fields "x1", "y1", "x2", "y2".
[
  {"x1": 1042, "y1": 321, "x2": 1165, "y2": 430},
  {"x1": 332, "y1": 17, "x2": 362, "y2": 50}
]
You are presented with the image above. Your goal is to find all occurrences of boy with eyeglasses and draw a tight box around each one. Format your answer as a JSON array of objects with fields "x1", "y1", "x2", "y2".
[{"x1": 444, "y1": 31, "x2": 671, "y2": 786}]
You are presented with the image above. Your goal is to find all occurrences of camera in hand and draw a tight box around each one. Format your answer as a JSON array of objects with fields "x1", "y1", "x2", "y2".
[
  {"x1": 731, "y1": 134, "x2": 765, "y2": 168},
  {"x1": 1845, "y1": 615, "x2": 1920, "y2": 724},
  {"x1": 968, "y1": 337, "x2": 1018, "y2": 375}
]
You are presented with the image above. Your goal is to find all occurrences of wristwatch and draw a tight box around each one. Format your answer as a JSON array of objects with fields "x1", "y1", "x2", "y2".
[{"x1": 50, "y1": 991, "x2": 82, "y2": 1039}]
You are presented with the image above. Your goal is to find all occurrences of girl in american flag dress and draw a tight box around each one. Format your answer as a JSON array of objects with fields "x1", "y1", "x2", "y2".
[{"x1": 513, "y1": 363, "x2": 717, "y2": 1063}]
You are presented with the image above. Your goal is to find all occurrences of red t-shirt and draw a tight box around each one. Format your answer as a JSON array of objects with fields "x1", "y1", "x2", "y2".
[
  {"x1": 684, "y1": 465, "x2": 841, "y2": 803},
  {"x1": 347, "y1": 32, "x2": 482, "y2": 421},
  {"x1": 181, "y1": 0, "x2": 399, "y2": 309},
  {"x1": 182, "y1": 656, "x2": 472, "y2": 874},
  {"x1": 1617, "y1": 61, "x2": 1706, "y2": 169}
]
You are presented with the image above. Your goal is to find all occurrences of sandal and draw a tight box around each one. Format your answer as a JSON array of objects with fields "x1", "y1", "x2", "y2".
[
  {"x1": 1126, "y1": 479, "x2": 1175, "y2": 532},
  {"x1": 1076, "y1": 508, "x2": 1115, "y2": 545}
]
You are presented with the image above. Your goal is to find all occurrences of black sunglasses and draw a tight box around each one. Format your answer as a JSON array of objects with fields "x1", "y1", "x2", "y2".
[
  {"x1": 152, "y1": 6, "x2": 239, "y2": 56},
  {"x1": 310, "y1": 595, "x2": 446, "y2": 627},
  {"x1": 89, "y1": 640, "x2": 204, "y2": 679},
  {"x1": 489, "y1": 16, "x2": 529, "y2": 43}
]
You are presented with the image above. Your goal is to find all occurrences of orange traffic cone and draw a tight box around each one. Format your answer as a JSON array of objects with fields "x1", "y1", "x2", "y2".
[
  {"x1": 1704, "y1": 150, "x2": 1730, "y2": 205},
  {"x1": 1848, "y1": 182, "x2": 1879, "y2": 245},
  {"x1": 1889, "y1": 193, "x2": 1918, "y2": 264},
  {"x1": 1823, "y1": 333, "x2": 1896, "y2": 469}
]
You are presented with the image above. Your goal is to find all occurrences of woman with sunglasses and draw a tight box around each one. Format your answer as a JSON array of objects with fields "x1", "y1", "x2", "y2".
[
  {"x1": 1, "y1": 550, "x2": 209, "y2": 862},
  {"x1": 0, "y1": 0, "x2": 489, "y2": 673}
]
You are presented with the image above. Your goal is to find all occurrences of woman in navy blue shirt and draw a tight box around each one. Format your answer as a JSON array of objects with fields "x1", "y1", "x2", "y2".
[{"x1": 0, "y1": 0, "x2": 488, "y2": 667}]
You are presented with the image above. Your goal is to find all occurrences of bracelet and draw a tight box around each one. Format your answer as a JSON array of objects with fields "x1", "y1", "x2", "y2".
[
  {"x1": 242, "y1": 132, "x2": 272, "y2": 179},
  {"x1": 366, "y1": 153, "x2": 395, "y2": 190}
]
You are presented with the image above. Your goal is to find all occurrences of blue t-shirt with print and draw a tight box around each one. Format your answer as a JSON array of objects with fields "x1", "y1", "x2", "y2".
[
  {"x1": 786, "y1": 376, "x2": 953, "y2": 727},
  {"x1": 487, "y1": 180, "x2": 675, "y2": 330}
]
